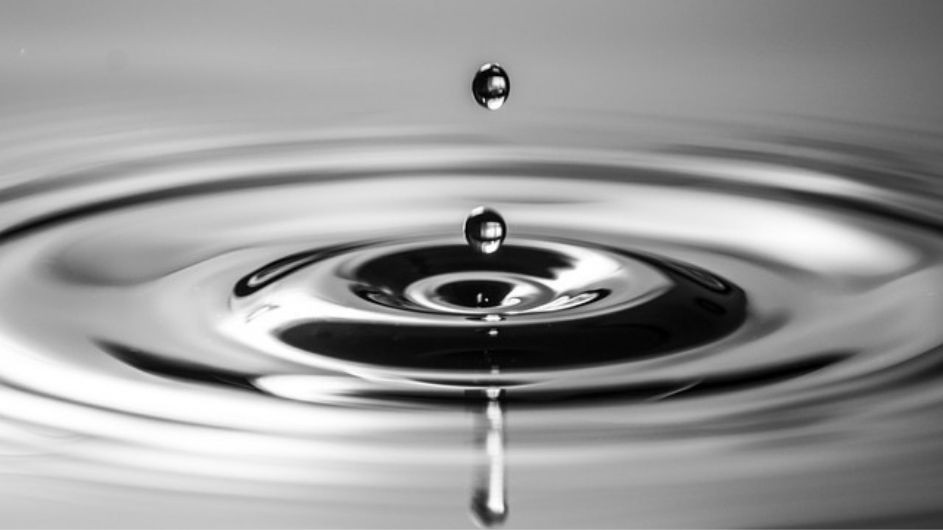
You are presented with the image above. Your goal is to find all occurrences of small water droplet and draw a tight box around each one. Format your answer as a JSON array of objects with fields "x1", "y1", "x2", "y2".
[
  {"x1": 488, "y1": 328, "x2": 499, "y2": 337},
  {"x1": 472, "y1": 63, "x2": 510, "y2": 110},
  {"x1": 464, "y1": 207, "x2": 507, "y2": 255}
]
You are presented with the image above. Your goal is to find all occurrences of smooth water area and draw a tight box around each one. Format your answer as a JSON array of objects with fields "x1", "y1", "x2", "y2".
[{"x1": 3, "y1": 2, "x2": 943, "y2": 528}]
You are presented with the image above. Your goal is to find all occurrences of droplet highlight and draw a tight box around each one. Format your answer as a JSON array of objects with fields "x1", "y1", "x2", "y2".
[
  {"x1": 472, "y1": 63, "x2": 510, "y2": 110},
  {"x1": 464, "y1": 207, "x2": 507, "y2": 255}
]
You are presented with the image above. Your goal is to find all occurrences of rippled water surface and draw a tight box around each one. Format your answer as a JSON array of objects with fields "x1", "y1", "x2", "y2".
[{"x1": 3, "y1": 2, "x2": 943, "y2": 528}]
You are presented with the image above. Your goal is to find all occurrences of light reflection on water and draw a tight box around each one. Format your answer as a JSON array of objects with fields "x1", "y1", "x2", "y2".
[{"x1": 3, "y1": 2, "x2": 943, "y2": 528}]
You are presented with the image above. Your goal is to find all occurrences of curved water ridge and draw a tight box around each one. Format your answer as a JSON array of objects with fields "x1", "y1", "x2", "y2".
[{"x1": 0, "y1": 130, "x2": 942, "y2": 526}]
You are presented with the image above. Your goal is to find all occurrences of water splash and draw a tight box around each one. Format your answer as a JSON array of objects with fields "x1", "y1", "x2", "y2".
[{"x1": 0, "y1": 118, "x2": 942, "y2": 527}]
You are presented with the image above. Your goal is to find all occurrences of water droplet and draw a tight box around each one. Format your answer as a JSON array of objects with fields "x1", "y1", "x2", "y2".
[
  {"x1": 464, "y1": 207, "x2": 507, "y2": 255},
  {"x1": 472, "y1": 63, "x2": 510, "y2": 110}
]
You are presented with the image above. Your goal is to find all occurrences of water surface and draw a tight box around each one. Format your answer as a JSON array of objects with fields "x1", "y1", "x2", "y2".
[{"x1": 2, "y1": 2, "x2": 943, "y2": 528}]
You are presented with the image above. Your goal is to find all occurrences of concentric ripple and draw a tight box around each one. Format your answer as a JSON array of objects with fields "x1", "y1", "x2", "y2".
[
  {"x1": 1, "y1": 131, "x2": 942, "y2": 403},
  {"x1": 234, "y1": 237, "x2": 745, "y2": 379},
  {"x1": 1, "y1": 124, "x2": 943, "y2": 527}
]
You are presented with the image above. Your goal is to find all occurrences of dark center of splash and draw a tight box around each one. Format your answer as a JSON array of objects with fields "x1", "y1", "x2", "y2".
[
  {"x1": 231, "y1": 237, "x2": 747, "y2": 382},
  {"x1": 436, "y1": 280, "x2": 514, "y2": 308}
]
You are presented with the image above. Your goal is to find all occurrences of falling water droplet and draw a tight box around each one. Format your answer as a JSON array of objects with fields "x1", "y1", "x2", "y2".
[
  {"x1": 472, "y1": 63, "x2": 510, "y2": 110},
  {"x1": 464, "y1": 207, "x2": 507, "y2": 255}
]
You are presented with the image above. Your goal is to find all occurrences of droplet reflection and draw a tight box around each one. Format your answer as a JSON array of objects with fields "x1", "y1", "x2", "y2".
[{"x1": 471, "y1": 398, "x2": 508, "y2": 528}]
